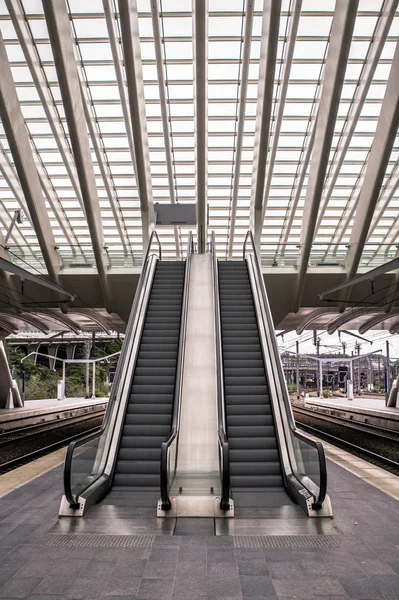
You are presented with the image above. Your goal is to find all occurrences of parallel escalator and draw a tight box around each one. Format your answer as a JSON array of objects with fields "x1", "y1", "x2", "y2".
[
  {"x1": 218, "y1": 260, "x2": 283, "y2": 493},
  {"x1": 112, "y1": 261, "x2": 185, "y2": 493},
  {"x1": 60, "y1": 233, "x2": 190, "y2": 515}
]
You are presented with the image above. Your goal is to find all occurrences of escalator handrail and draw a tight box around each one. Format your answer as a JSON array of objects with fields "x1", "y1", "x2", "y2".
[
  {"x1": 243, "y1": 230, "x2": 327, "y2": 509},
  {"x1": 64, "y1": 231, "x2": 162, "y2": 507},
  {"x1": 160, "y1": 231, "x2": 194, "y2": 509},
  {"x1": 210, "y1": 231, "x2": 231, "y2": 511}
]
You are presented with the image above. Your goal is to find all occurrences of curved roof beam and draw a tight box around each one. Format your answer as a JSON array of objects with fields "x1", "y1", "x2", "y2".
[
  {"x1": 250, "y1": 0, "x2": 281, "y2": 251},
  {"x1": 341, "y1": 39, "x2": 399, "y2": 311},
  {"x1": 359, "y1": 312, "x2": 399, "y2": 335},
  {"x1": 296, "y1": 308, "x2": 338, "y2": 335},
  {"x1": 0, "y1": 312, "x2": 49, "y2": 335},
  {"x1": 0, "y1": 31, "x2": 60, "y2": 284},
  {"x1": 151, "y1": 0, "x2": 181, "y2": 259},
  {"x1": 327, "y1": 307, "x2": 384, "y2": 335},
  {"x1": 43, "y1": 0, "x2": 111, "y2": 311},
  {"x1": 26, "y1": 310, "x2": 80, "y2": 335},
  {"x1": 314, "y1": 0, "x2": 398, "y2": 236},
  {"x1": 0, "y1": 318, "x2": 18, "y2": 335},
  {"x1": 70, "y1": 309, "x2": 110, "y2": 334},
  {"x1": 118, "y1": 0, "x2": 154, "y2": 251},
  {"x1": 261, "y1": 0, "x2": 302, "y2": 225},
  {"x1": 227, "y1": 0, "x2": 254, "y2": 258},
  {"x1": 293, "y1": 0, "x2": 358, "y2": 312},
  {"x1": 389, "y1": 319, "x2": 399, "y2": 334}
]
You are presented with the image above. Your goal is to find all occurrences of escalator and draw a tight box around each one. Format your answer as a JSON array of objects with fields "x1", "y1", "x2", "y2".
[
  {"x1": 218, "y1": 260, "x2": 284, "y2": 493},
  {"x1": 59, "y1": 233, "x2": 191, "y2": 516},
  {"x1": 111, "y1": 261, "x2": 185, "y2": 495},
  {"x1": 212, "y1": 231, "x2": 332, "y2": 517}
]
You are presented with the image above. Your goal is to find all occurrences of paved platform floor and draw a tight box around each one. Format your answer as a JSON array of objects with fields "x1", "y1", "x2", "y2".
[
  {"x1": 306, "y1": 396, "x2": 396, "y2": 413},
  {"x1": 0, "y1": 459, "x2": 398, "y2": 598}
]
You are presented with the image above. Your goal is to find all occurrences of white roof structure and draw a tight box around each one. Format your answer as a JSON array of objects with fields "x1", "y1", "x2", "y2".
[{"x1": 0, "y1": 0, "x2": 398, "y2": 334}]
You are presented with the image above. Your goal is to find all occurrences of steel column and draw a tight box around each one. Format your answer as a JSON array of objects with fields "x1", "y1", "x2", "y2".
[
  {"x1": 227, "y1": 0, "x2": 254, "y2": 258},
  {"x1": 118, "y1": 0, "x2": 154, "y2": 251},
  {"x1": 43, "y1": 0, "x2": 112, "y2": 310},
  {"x1": 342, "y1": 38, "x2": 399, "y2": 309},
  {"x1": 292, "y1": 0, "x2": 358, "y2": 312},
  {"x1": 193, "y1": 0, "x2": 208, "y2": 253},
  {"x1": 250, "y1": 0, "x2": 281, "y2": 251}
]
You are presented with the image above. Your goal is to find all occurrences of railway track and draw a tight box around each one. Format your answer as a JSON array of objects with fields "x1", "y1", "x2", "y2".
[
  {"x1": 293, "y1": 405, "x2": 399, "y2": 475},
  {"x1": 0, "y1": 410, "x2": 106, "y2": 474}
]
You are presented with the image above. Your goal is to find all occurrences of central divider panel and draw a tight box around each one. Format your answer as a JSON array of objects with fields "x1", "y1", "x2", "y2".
[{"x1": 168, "y1": 253, "x2": 222, "y2": 516}]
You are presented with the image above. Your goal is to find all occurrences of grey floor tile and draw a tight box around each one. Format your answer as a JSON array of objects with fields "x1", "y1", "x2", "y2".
[
  {"x1": 239, "y1": 575, "x2": 276, "y2": 598},
  {"x1": 143, "y1": 559, "x2": 176, "y2": 579},
  {"x1": 100, "y1": 574, "x2": 141, "y2": 597},
  {"x1": 208, "y1": 562, "x2": 238, "y2": 577},
  {"x1": 0, "y1": 576, "x2": 42, "y2": 598},
  {"x1": 175, "y1": 560, "x2": 207, "y2": 577},
  {"x1": 66, "y1": 576, "x2": 112, "y2": 599},
  {"x1": 33, "y1": 573, "x2": 77, "y2": 596},
  {"x1": 137, "y1": 577, "x2": 174, "y2": 599},
  {"x1": 237, "y1": 560, "x2": 269, "y2": 577}
]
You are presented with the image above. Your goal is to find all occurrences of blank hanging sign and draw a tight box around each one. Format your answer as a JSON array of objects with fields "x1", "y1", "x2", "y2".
[{"x1": 154, "y1": 203, "x2": 197, "y2": 225}]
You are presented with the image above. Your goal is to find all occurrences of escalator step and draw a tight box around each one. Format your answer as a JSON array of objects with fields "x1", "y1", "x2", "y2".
[
  {"x1": 230, "y1": 462, "x2": 282, "y2": 476},
  {"x1": 113, "y1": 259, "x2": 185, "y2": 491}
]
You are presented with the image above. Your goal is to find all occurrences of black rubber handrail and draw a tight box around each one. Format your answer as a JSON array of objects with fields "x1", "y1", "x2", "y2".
[
  {"x1": 211, "y1": 231, "x2": 231, "y2": 511},
  {"x1": 160, "y1": 231, "x2": 194, "y2": 510},
  {"x1": 64, "y1": 231, "x2": 162, "y2": 508},
  {"x1": 243, "y1": 230, "x2": 327, "y2": 509}
]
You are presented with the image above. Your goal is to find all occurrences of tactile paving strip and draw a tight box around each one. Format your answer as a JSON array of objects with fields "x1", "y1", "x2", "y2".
[
  {"x1": 233, "y1": 535, "x2": 341, "y2": 549},
  {"x1": 47, "y1": 534, "x2": 154, "y2": 548}
]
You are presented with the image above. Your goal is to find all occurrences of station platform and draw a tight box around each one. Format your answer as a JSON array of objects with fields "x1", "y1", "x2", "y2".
[
  {"x1": 0, "y1": 443, "x2": 398, "y2": 598},
  {"x1": 304, "y1": 396, "x2": 399, "y2": 432},
  {"x1": 0, "y1": 397, "x2": 108, "y2": 431}
]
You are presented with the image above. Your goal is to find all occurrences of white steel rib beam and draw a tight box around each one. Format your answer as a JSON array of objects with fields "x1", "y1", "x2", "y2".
[
  {"x1": 314, "y1": 0, "x2": 398, "y2": 235},
  {"x1": 5, "y1": 0, "x2": 84, "y2": 213},
  {"x1": 327, "y1": 307, "x2": 384, "y2": 335},
  {"x1": 342, "y1": 39, "x2": 399, "y2": 310},
  {"x1": 27, "y1": 310, "x2": 80, "y2": 334},
  {"x1": 366, "y1": 160, "x2": 399, "y2": 245},
  {"x1": 281, "y1": 116, "x2": 317, "y2": 250},
  {"x1": 296, "y1": 308, "x2": 338, "y2": 335},
  {"x1": 227, "y1": 0, "x2": 254, "y2": 259},
  {"x1": 319, "y1": 256, "x2": 399, "y2": 299},
  {"x1": 250, "y1": 0, "x2": 281, "y2": 251},
  {"x1": 261, "y1": 0, "x2": 302, "y2": 224},
  {"x1": 292, "y1": 0, "x2": 358, "y2": 312},
  {"x1": 389, "y1": 318, "x2": 399, "y2": 334},
  {"x1": 0, "y1": 144, "x2": 30, "y2": 224},
  {"x1": 359, "y1": 311, "x2": 399, "y2": 335},
  {"x1": 0, "y1": 319, "x2": 18, "y2": 336},
  {"x1": 193, "y1": 0, "x2": 208, "y2": 254},
  {"x1": 78, "y1": 75, "x2": 130, "y2": 256},
  {"x1": 70, "y1": 308, "x2": 110, "y2": 334},
  {"x1": 118, "y1": 0, "x2": 153, "y2": 251},
  {"x1": 102, "y1": 0, "x2": 138, "y2": 179},
  {"x1": 0, "y1": 31, "x2": 60, "y2": 284},
  {"x1": 43, "y1": 0, "x2": 111, "y2": 311},
  {"x1": 151, "y1": 0, "x2": 180, "y2": 259},
  {"x1": 0, "y1": 312, "x2": 50, "y2": 334}
]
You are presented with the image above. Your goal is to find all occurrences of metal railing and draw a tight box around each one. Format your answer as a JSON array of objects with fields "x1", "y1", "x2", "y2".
[
  {"x1": 63, "y1": 231, "x2": 161, "y2": 509},
  {"x1": 160, "y1": 231, "x2": 194, "y2": 510},
  {"x1": 210, "y1": 231, "x2": 231, "y2": 512},
  {"x1": 260, "y1": 242, "x2": 399, "y2": 269},
  {"x1": 244, "y1": 231, "x2": 327, "y2": 510}
]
